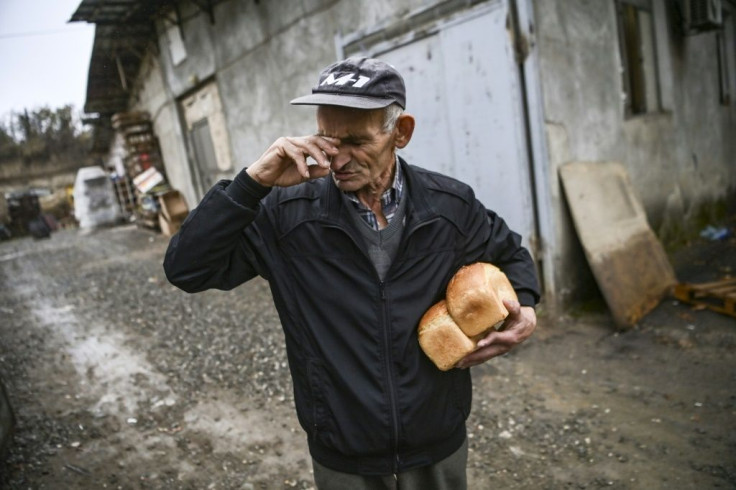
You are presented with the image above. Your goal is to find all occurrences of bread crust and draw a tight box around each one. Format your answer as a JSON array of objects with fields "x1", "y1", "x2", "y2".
[
  {"x1": 446, "y1": 263, "x2": 517, "y2": 337},
  {"x1": 417, "y1": 300, "x2": 476, "y2": 371},
  {"x1": 417, "y1": 262, "x2": 518, "y2": 370}
]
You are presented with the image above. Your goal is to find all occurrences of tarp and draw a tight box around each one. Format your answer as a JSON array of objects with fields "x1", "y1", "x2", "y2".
[{"x1": 73, "y1": 166, "x2": 121, "y2": 229}]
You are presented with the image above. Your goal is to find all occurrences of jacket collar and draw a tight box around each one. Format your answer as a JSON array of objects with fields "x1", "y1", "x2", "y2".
[{"x1": 322, "y1": 157, "x2": 437, "y2": 226}]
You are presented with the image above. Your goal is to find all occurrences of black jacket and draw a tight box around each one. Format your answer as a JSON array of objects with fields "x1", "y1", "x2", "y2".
[{"x1": 164, "y1": 159, "x2": 539, "y2": 475}]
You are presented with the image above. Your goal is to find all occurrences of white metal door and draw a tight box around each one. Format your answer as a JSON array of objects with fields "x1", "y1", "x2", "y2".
[
  {"x1": 372, "y1": 3, "x2": 536, "y2": 249},
  {"x1": 181, "y1": 82, "x2": 234, "y2": 198}
]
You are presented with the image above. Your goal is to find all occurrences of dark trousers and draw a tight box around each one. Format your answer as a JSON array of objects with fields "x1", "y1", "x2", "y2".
[{"x1": 312, "y1": 438, "x2": 468, "y2": 490}]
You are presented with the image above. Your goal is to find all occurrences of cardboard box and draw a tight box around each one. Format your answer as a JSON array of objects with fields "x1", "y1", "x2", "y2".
[
  {"x1": 158, "y1": 213, "x2": 183, "y2": 237},
  {"x1": 158, "y1": 190, "x2": 189, "y2": 222}
]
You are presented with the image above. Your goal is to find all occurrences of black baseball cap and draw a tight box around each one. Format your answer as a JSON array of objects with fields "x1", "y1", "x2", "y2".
[{"x1": 290, "y1": 57, "x2": 406, "y2": 110}]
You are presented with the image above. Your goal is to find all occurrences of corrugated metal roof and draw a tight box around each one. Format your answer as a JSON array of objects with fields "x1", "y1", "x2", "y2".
[
  {"x1": 70, "y1": 0, "x2": 171, "y2": 26},
  {"x1": 70, "y1": 0, "x2": 173, "y2": 115}
]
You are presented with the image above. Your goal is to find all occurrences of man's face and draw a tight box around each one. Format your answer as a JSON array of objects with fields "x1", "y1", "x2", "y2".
[{"x1": 316, "y1": 106, "x2": 396, "y2": 194}]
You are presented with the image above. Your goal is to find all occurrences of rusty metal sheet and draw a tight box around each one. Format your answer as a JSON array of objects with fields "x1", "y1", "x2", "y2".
[{"x1": 559, "y1": 162, "x2": 677, "y2": 328}]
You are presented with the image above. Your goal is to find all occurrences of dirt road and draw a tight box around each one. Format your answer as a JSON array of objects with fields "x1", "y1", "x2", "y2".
[{"x1": 0, "y1": 224, "x2": 734, "y2": 489}]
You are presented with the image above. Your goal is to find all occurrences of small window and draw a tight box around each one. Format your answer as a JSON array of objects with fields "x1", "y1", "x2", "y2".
[
  {"x1": 717, "y1": 9, "x2": 736, "y2": 105},
  {"x1": 616, "y1": 0, "x2": 662, "y2": 116}
]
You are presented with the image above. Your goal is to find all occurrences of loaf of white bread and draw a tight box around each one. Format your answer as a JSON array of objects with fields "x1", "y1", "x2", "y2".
[{"x1": 418, "y1": 262, "x2": 518, "y2": 371}]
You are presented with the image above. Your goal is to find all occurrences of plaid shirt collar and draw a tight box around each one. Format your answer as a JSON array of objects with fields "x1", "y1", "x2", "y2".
[{"x1": 343, "y1": 156, "x2": 404, "y2": 231}]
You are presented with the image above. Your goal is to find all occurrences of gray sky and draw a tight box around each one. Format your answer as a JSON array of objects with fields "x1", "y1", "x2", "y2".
[{"x1": 0, "y1": 0, "x2": 94, "y2": 118}]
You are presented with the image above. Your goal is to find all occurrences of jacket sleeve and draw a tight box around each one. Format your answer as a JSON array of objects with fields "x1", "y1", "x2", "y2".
[
  {"x1": 163, "y1": 170, "x2": 272, "y2": 293},
  {"x1": 485, "y1": 209, "x2": 540, "y2": 307},
  {"x1": 462, "y1": 197, "x2": 540, "y2": 307}
]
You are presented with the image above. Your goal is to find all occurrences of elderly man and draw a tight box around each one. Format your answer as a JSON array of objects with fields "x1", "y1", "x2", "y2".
[{"x1": 164, "y1": 57, "x2": 539, "y2": 489}]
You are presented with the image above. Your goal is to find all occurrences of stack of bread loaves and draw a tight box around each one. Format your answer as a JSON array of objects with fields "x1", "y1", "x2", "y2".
[{"x1": 418, "y1": 262, "x2": 517, "y2": 371}]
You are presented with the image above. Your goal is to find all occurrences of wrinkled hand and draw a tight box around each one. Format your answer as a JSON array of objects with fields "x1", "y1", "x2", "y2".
[
  {"x1": 455, "y1": 299, "x2": 537, "y2": 369},
  {"x1": 246, "y1": 135, "x2": 339, "y2": 188}
]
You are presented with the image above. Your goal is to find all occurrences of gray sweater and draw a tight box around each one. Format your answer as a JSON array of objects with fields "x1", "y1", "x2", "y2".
[{"x1": 348, "y1": 193, "x2": 408, "y2": 281}]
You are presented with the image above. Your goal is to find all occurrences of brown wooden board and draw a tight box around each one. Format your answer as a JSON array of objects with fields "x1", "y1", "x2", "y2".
[
  {"x1": 674, "y1": 279, "x2": 736, "y2": 318},
  {"x1": 559, "y1": 162, "x2": 677, "y2": 328}
]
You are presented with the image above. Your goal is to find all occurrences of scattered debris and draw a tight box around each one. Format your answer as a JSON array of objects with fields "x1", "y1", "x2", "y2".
[
  {"x1": 63, "y1": 463, "x2": 91, "y2": 476},
  {"x1": 674, "y1": 278, "x2": 736, "y2": 319},
  {"x1": 700, "y1": 226, "x2": 732, "y2": 241}
]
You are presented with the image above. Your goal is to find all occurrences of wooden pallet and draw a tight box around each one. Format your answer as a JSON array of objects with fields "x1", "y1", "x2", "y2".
[{"x1": 673, "y1": 278, "x2": 736, "y2": 319}]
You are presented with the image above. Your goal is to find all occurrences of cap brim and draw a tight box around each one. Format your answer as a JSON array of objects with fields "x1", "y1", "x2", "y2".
[{"x1": 290, "y1": 93, "x2": 395, "y2": 109}]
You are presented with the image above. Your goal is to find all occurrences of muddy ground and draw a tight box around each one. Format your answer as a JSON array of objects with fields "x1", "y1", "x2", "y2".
[{"x1": 0, "y1": 223, "x2": 734, "y2": 489}]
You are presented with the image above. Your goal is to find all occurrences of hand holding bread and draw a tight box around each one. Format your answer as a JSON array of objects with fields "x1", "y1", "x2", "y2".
[{"x1": 418, "y1": 262, "x2": 534, "y2": 371}]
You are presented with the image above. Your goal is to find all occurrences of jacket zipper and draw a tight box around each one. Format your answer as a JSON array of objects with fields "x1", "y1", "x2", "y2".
[
  {"x1": 325, "y1": 217, "x2": 440, "y2": 474},
  {"x1": 379, "y1": 280, "x2": 401, "y2": 473}
]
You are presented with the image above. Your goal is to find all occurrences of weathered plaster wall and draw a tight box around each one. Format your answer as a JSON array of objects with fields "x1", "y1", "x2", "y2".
[
  {"x1": 534, "y1": 0, "x2": 736, "y2": 303},
  {"x1": 125, "y1": 0, "x2": 734, "y2": 306},
  {"x1": 131, "y1": 53, "x2": 198, "y2": 210},
  {"x1": 148, "y1": 0, "x2": 445, "y2": 195}
]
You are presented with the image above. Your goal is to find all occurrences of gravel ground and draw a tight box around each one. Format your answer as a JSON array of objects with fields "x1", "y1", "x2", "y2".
[{"x1": 0, "y1": 223, "x2": 734, "y2": 489}]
